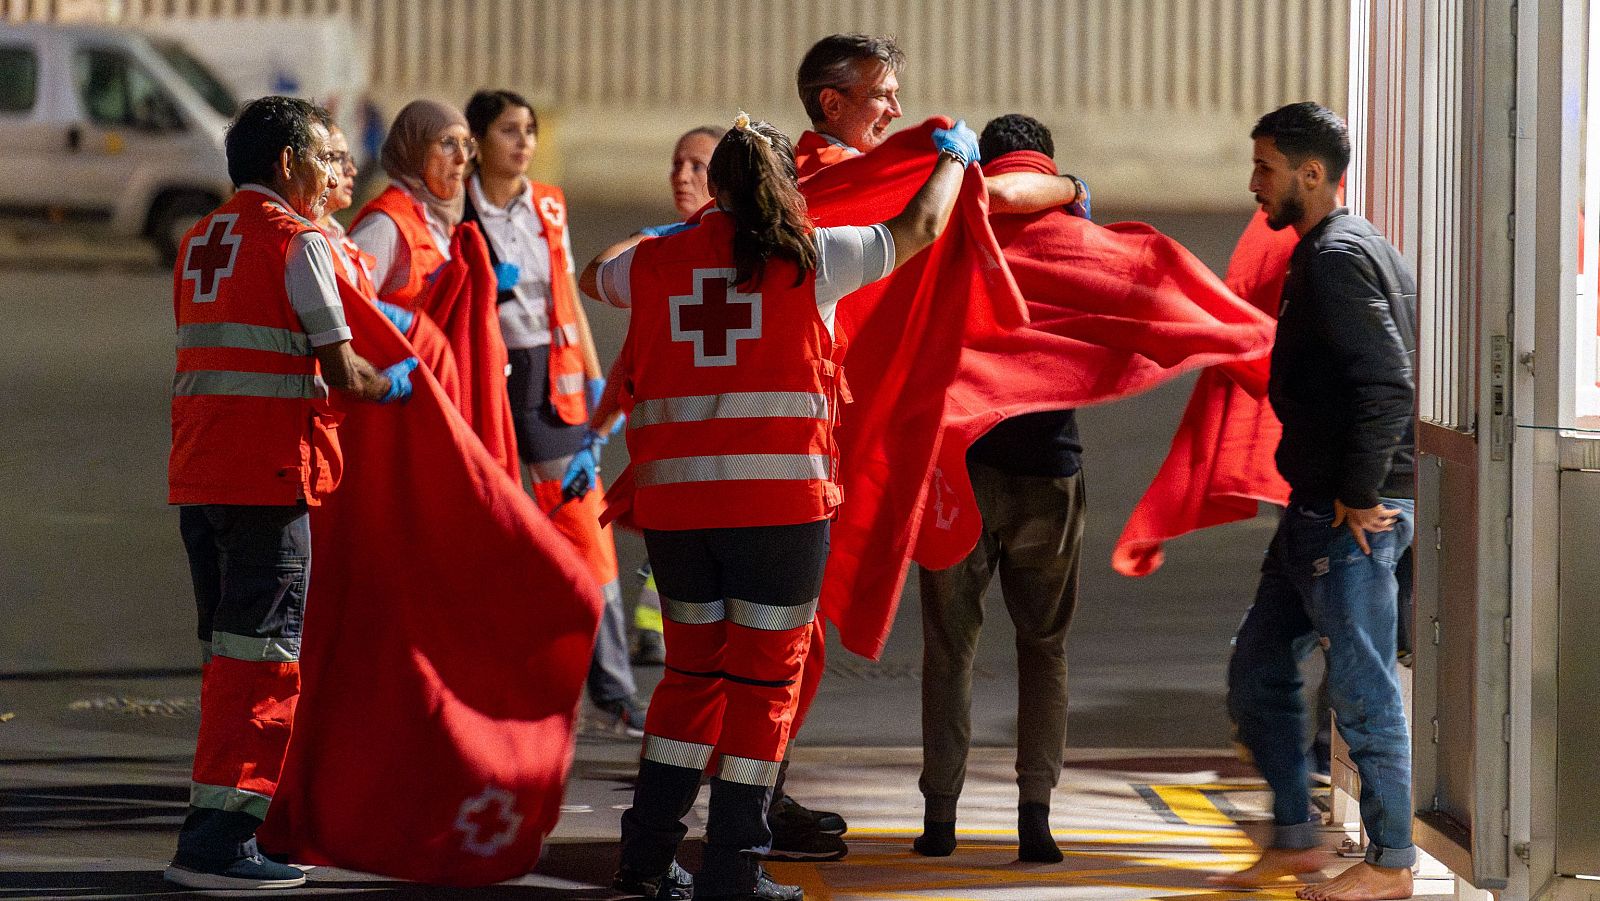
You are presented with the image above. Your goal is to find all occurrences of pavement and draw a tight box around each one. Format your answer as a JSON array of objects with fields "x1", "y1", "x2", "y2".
[{"x1": 3, "y1": 694, "x2": 1457, "y2": 900}]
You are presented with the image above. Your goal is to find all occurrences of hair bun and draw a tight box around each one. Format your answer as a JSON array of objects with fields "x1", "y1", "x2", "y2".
[{"x1": 732, "y1": 110, "x2": 773, "y2": 147}]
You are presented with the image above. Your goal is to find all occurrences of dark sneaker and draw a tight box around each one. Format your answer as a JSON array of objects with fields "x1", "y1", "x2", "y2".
[
  {"x1": 770, "y1": 794, "x2": 846, "y2": 836},
  {"x1": 698, "y1": 867, "x2": 804, "y2": 901},
  {"x1": 594, "y1": 697, "x2": 647, "y2": 739},
  {"x1": 767, "y1": 813, "x2": 847, "y2": 862},
  {"x1": 164, "y1": 853, "x2": 307, "y2": 889},
  {"x1": 631, "y1": 629, "x2": 666, "y2": 666},
  {"x1": 613, "y1": 859, "x2": 693, "y2": 900}
]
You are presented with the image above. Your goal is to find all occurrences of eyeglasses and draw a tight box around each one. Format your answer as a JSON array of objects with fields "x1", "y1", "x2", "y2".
[
  {"x1": 436, "y1": 136, "x2": 479, "y2": 160},
  {"x1": 316, "y1": 151, "x2": 352, "y2": 169}
]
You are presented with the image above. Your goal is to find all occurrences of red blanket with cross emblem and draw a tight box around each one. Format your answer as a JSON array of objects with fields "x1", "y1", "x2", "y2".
[{"x1": 257, "y1": 292, "x2": 602, "y2": 884}]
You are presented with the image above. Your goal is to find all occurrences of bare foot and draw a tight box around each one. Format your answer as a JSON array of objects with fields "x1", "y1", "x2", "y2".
[
  {"x1": 1207, "y1": 847, "x2": 1326, "y2": 888},
  {"x1": 1296, "y1": 862, "x2": 1412, "y2": 900}
]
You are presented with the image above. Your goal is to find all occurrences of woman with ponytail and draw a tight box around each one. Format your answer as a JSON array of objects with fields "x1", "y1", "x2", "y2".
[{"x1": 581, "y1": 113, "x2": 979, "y2": 901}]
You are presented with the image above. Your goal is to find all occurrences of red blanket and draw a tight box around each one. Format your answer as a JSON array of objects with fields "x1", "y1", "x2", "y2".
[
  {"x1": 415, "y1": 222, "x2": 520, "y2": 482},
  {"x1": 804, "y1": 119, "x2": 1028, "y2": 660},
  {"x1": 258, "y1": 296, "x2": 602, "y2": 885},
  {"x1": 911, "y1": 151, "x2": 1276, "y2": 584},
  {"x1": 1111, "y1": 210, "x2": 1295, "y2": 576}
]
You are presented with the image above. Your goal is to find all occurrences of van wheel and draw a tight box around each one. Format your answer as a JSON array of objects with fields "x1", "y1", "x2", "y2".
[{"x1": 150, "y1": 192, "x2": 220, "y2": 267}]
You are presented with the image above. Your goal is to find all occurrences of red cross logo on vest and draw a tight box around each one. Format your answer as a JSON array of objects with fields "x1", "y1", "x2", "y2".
[
  {"x1": 182, "y1": 214, "x2": 243, "y2": 303},
  {"x1": 538, "y1": 195, "x2": 566, "y2": 229},
  {"x1": 669, "y1": 268, "x2": 762, "y2": 367},
  {"x1": 452, "y1": 785, "x2": 524, "y2": 857}
]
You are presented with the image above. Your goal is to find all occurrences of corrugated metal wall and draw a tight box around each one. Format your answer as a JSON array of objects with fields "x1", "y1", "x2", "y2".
[{"x1": 5, "y1": 0, "x2": 1351, "y2": 209}]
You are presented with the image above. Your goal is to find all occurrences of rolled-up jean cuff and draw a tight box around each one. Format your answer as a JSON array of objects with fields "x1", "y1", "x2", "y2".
[
  {"x1": 1272, "y1": 819, "x2": 1321, "y2": 851},
  {"x1": 1367, "y1": 843, "x2": 1416, "y2": 869}
]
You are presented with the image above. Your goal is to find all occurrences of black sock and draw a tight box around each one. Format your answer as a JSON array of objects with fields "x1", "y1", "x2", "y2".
[
  {"x1": 912, "y1": 818, "x2": 957, "y2": 857},
  {"x1": 1017, "y1": 802, "x2": 1062, "y2": 863}
]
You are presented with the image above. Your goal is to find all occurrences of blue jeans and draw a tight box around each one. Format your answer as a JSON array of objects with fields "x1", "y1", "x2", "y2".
[{"x1": 1228, "y1": 498, "x2": 1416, "y2": 868}]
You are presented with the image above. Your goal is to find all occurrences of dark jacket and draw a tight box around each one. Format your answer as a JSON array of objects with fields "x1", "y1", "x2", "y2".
[
  {"x1": 1269, "y1": 208, "x2": 1417, "y2": 509},
  {"x1": 967, "y1": 409, "x2": 1082, "y2": 478}
]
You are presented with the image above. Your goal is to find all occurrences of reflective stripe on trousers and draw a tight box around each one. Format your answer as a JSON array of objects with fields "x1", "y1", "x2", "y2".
[{"x1": 663, "y1": 597, "x2": 817, "y2": 631}]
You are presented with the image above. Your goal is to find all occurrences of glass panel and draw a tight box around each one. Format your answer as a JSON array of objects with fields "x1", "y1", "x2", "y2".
[
  {"x1": 1577, "y1": 0, "x2": 1600, "y2": 431},
  {"x1": 73, "y1": 48, "x2": 184, "y2": 132},
  {"x1": 1417, "y1": 4, "x2": 1472, "y2": 430},
  {"x1": 0, "y1": 46, "x2": 38, "y2": 113},
  {"x1": 151, "y1": 39, "x2": 237, "y2": 118}
]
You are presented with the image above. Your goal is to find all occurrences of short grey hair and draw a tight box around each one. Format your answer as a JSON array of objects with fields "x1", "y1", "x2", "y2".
[{"x1": 796, "y1": 33, "x2": 905, "y2": 124}]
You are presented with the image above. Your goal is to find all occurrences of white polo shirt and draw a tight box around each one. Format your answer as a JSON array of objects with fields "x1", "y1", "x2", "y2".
[{"x1": 467, "y1": 174, "x2": 576, "y2": 350}]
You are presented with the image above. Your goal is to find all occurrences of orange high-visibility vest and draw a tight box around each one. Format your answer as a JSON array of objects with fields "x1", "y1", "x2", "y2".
[
  {"x1": 527, "y1": 182, "x2": 588, "y2": 424},
  {"x1": 169, "y1": 189, "x2": 343, "y2": 506},
  {"x1": 621, "y1": 212, "x2": 847, "y2": 531},
  {"x1": 351, "y1": 185, "x2": 449, "y2": 308}
]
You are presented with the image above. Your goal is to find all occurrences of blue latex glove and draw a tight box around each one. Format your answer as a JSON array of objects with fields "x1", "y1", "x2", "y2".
[
  {"x1": 373, "y1": 300, "x2": 414, "y2": 334},
  {"x1": 639, "y1": 221, "x2": 694, "y2": 238},
  {"x1": 931, "y1": 120, "x2": 980, "y2": 167},
  {"x1": 586, "y1": 377, "x2": 606, "y2": 415},
  {"x1": 1066, "y1": 176, "x2": 1092, "y2": 220},
  {"x1": 561, "y1": 442, "x2": 600, "y2": 499},
  {"x1": 493, "y1": 261, "x2": 521, "y2": 292},
  {"x1": 378, "y1": 357, "x2": 420, "y2": 404}
]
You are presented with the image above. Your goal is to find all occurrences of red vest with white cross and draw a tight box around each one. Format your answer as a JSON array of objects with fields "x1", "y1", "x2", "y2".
[
  {"x1": 621, "y1": 211, "x2": 848, "y2": 530},
  {"x1": 168, "y1": 189, "x2": 343, "y2": 506}
]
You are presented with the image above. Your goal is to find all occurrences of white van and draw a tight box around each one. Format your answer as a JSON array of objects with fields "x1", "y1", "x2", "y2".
[{"x1": 0, "y1": 23, "x2": 237, "y2": 263}]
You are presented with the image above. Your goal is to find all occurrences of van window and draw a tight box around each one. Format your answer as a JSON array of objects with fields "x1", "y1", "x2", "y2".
[
  {"x1": 73, "y1": 47, "x2": 184, "y2": 132},
  {"x1": 151, "y1": 40, "x2": 237, "y2": 118},
  {"x1": 0, "y1": 46, "x2": 38, "y2": 113}
]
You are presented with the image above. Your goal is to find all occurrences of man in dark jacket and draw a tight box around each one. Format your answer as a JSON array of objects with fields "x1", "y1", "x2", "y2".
[{"x1": 1209, "y1": 102, "x2": 1418, "y2": 901}]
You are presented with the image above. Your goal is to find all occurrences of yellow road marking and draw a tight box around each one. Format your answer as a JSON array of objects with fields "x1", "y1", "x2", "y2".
[
  {"x1": 1148, "y1": 784, "x2": 1238, "y2": 827},
  {"x1": 763, "y1": 781, "x2": 1290, "y2": 899}
]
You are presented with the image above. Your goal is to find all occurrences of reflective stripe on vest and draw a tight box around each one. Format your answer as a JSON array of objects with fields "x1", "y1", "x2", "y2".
[
  {"x1": 642, "y1": 734, "x2": 715, "y2": 770},
  {"x1": 174, "y1": 371, "x2": 318, "y2": 399},
  {"x1": 177, "y1": 322, "x2": 310, "y2": 356},
  {"x1": 726, "y1": 597, "x2": 817, "y2": 632},
  {"x1": 630, "y1": 391, "x2": 829, "y2": 429},
  {"x1": 554, "y1": 371, "x2": 586, "y2": 397},
  {"x1": 634, "y1": 453, "x2": 829, "y2": 486}
]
